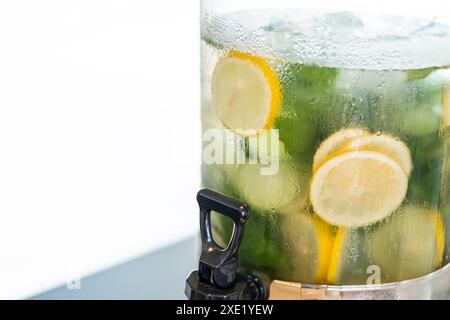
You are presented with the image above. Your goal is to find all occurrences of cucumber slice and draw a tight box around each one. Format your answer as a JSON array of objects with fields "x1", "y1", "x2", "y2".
[
  {"x1": 370, "y1": 205, "x2": 445, "y2": 282},
  {"x1": 406, "y1": 67, "x2": 437, "y2": 81},
  {"x1": 407, "y1": 133, "x2": 444, "y2": 207},
  {"x1": 386, "y1": 74, "x2": 443, "y2": 138},
  {"x1": 230, "y1": 161, "x2": 307, "y2": 213},
  {"x1": 276, "y1": 63, "x2": 338, "y2": 159},
  {"x1": 398, "y1": 106, "x2": 441, "y2": 137}
]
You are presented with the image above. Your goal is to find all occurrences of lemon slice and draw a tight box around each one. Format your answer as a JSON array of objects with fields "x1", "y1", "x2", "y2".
[
  {"x1": 326, "y1": 227, "x2": 346, "y2": 285},
  {"x1": 435, "y1": 215, "x2": 446, "y2": 268},
  {"x1": 327, "y1": 228, "x2": 369, "y2": 285},
  {"x1": 313, "y1": 128, "x2": 369, "y2": 172},
  {"x1": 348, "y1": 134, "x2": 413, "y2": 175},
  {"x1": 371, "y1": 205, "x2": 445, "y2": 282},
  {"x1": 211, "y1": 51, "x2": 281, "y2": 136},
  {"x1": 312, "y1": 216, "x2": 335, "y2": 283},
  {"x1": 278, "y1": 209, "x2": 334, "y2": 284},
  {"x1": 326, "y1": 227, "x2": 385, "y2": 285},
  {"x1": 327, "y1": 227, "x2": 381, "y2": 285},
  {"x1": 310, "y1": 151, "x2": 409, "y2": 227}
]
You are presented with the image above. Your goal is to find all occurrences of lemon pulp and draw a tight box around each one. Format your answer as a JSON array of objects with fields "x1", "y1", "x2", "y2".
[
  {"x1": 310, "y1": 151, "x2": 408, "y2": 227},
  {"x1": 211, "y1": 51, "x2": 281, "y2": 135}
]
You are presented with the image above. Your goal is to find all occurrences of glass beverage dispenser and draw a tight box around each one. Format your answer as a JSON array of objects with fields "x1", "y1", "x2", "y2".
[{"x1": 187, "y1": 0, "x2": 450, "y2": 299}]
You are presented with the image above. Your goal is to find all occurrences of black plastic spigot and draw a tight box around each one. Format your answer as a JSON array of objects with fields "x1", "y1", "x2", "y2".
[{"x1": 185, "y1": 189, "x2": 267, "y2": 300}]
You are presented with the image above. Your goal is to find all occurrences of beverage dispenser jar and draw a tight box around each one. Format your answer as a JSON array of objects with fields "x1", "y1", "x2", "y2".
[{"x1": 187, "y1": 0, "x2": 450, "y2": 300}]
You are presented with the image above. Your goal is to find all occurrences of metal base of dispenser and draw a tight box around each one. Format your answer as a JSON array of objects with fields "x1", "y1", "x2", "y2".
[{"x1": 269, "y1": 263, "x2": 450, "y2": 300}]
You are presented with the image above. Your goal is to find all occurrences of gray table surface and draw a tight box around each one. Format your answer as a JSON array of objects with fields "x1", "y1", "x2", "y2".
[{"x1": 32, "y1": 237, "x2": 198, "y2": 300}]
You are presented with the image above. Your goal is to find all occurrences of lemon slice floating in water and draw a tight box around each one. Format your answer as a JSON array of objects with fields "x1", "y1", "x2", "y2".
[
  {"x1": 347, "y1": 134, "x2": 413, "y2": 176},
  {"x1": 310, "y1": 151, "x2": 408, "y2": 227},
  {"x1": 313, "y1": 128, "x2": 369, "y2": 172},
  {"x1": 279, "y1": 209, "x2": 334, "y2": 284},
  {"x1": 325, "y1": 227, "x2": 377, "y2": 285},
  {"x1": 211, "y1": 51, "x2": 281, "y2": 136},
  {"x1": 326, "y1": 227, "x2": 347, "y2": 285}
]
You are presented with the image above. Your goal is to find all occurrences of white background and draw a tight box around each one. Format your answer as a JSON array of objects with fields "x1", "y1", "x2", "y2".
[
  {"x1": 0, "y1": 0, "x2": 449, "y2": 300},
  {"x1": 0, "y1": 1, "x2": 200, "y2": 299}
]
